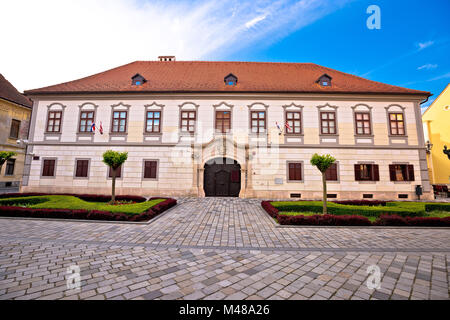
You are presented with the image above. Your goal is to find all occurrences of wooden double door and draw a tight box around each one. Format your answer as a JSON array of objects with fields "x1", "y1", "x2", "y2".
[{"x1": 204, "y1": 158, "x2": 241, "y2": 197}]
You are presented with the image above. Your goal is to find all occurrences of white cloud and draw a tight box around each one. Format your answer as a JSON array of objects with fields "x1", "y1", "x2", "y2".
[
  {"x1": 427, "y1": 72, "x2": 450, "y2": 81},
  {"x1": 0, "y1": 0, "x2": 351, "y2": 92},
  {"x1": 418, "y1": 40, "x2": 434, "y2": 50},
  {"x1": 417, "y1": 63, "x2": 438, "y2": 70}
]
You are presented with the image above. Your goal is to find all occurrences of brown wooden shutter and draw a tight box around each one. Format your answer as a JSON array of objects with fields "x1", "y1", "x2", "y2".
[
  {"x1": 326, "y1": 163, "x2": 338, "y2": 181},
  {"x1": 109, "y1": 165, "x2": 121, "y2": 178},
  {"x1": 354, "y1": 164, "x2": 361, "y2": 181},
  {"x1": 372, "y1": 164, "x2": 380, "y2": 181},
  {"x1": 296, "y1": 163, "x2": 302, "y2": 180},
  {"x1": 389, "y1": 165, "x2": 396, "y2": 181},
  {"x1": 407, "y1": 165, "x2": 415, "y2": 181},
  {"x1": 144, "y1": 161, "x2": 157, "y2": 179},
  {"x1": 43, "y1": 159, "x2": 55, "y2": 177},
  {"x1": 289, "y1": 163, "x2": 295, "y2": 180}
]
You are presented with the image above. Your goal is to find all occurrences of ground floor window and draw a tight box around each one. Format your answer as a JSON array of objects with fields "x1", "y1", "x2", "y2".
[
  {"x1": 75, "y1": 159, "x2": 89, "y2": 178},
  {"x1": 288, "y1": 162, "x2": 302, "y2": 181},
  {"x1": 42, "y1": 159, "x2": 56, "y2": 177},
  {"x1": 5, "y1": 159, "x2": 15, "y2": 176},
  {"x1": 389, "y1": 164, "x2": 414, "y2": 181},
  {"x1": 325, "y1": 163, "x2": 338, "y2": 181},
  {"x1": 143, "y1": 160, "x2": 158, "y2": 179},
  {"x1": 354, "y1": 163, "x2": 379, "y2": 181},
  {"x1": 108, "y1": 165, "x2": 122, "y2": 178}
]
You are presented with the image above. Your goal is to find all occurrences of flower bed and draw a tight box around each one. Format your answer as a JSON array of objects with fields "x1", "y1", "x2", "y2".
[
  {"x1": 0, "y1": 192, "x2": 147, "y2": 203},
  {"x1": 0, "y1": 197, "x2": 177, "y2": 222},
  {"x1": 261, "y1": 201, "x2": 450, "y2": 227}
]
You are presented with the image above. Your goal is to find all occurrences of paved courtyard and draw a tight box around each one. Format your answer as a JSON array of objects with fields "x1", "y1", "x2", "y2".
[{"x1": 0, "y1": 197, "x2": 449, "y2": 300}]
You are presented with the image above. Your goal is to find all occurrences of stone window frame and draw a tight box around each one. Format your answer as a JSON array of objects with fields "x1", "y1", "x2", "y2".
[
  {"x1": 351, "y1": 104, "x2": 374, "y2": 145},
  {"x1": 317, "y1": 103, "x2": 339, "y2": 144},
  {"x1": 354, "y1": 161, "x2": 379, "y2": 184},
  {"x1": 385, "y1": 104, "x2": 408, "y2": 145},
  {"x1": 247, "y1": 102, "x2": 269, "y2": 136},
  {"x1": 76, "y1": 102, "x2": 98, "y2": 141},
  {"x1": 389, "y1": 161, "x2": 415, "y2": 184},
  {"x1": 286, "y1": 160, "x2": 304, "y2": 183},
  {"x1": 73, "y1": 158, "x2": 91, "y2": 180},
  {"x1": 325, "y1": 161, "x2": 340, "y2": 183},
  {"x1": 40, "y1": 157, "x2": 57, "y2": 179},
  {"x1": 283, "y1": 103, "x2": 304, "y2": 136},
  {"x1": 142, "y1": 159, "x2": 159, "y2": 181},
  {"x1": 9, "y1": 119, "x2": 21, "y2": 139},
  {"x1": 178, "y1": 102, "x2": 200, "y2": 137},
  {"x1": 144, "y1": 102, "x2": 164, "y2": 135},
  {"x1": 106, "y1": 164, "x2": 124, "y2": 180},
  {"x1": 213, "y1": 102, "x2": 234, "y2": 135},
  {"x1": 109, "y1": 102, "x2": 131, "y2": 142},
  {"x1": 4, "y1": 158, "x2": 16, "y2": 176},
  {"x1": 44, "y1": 103, "x2": 66, "y2": 141}
]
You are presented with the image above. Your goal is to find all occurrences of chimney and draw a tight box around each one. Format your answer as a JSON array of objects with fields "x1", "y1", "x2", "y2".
[{"x1": 158, "y1": 56, "x2": 176, "y2": 62}]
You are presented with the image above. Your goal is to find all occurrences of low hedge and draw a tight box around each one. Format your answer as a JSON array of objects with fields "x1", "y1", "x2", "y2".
[
  {"x1": 271, "y1": 201, "x2": 424, "y2": 217},
  {"x1": 425, "y1": 203, "x2": 450, "y2": 212},
  {"x1": 0, "y1": 193, "x2": 147, "y2": 203},
  {"x1": 0, "y1": 196, "x2": 49, "y2": 206},
  {"x1": 332, "y1": 200, "x2": 386, "y2": 206},
  {"x1": 261, "y1": 201, "x2": 450, "y2": 227},
  {"x1": 0, "y1": 198, "x2": 177, "y2": 222}
]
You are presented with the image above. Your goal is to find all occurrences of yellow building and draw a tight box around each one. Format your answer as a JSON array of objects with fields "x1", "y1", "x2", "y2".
[
  {"x1": 0, "y1": 74, "x2": 33, "y2": 192},
  {"x1": 422, "y1": 83, "x2": 450, "y2": 185}
]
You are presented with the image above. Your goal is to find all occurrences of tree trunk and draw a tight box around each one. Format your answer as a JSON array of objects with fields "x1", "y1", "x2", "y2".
[
  {"x1": 111, "y1": 167, "x2": 116, "y2": 204},
  {"x1": 322, "y1": 171, "x2": 327, "y2": 215}
]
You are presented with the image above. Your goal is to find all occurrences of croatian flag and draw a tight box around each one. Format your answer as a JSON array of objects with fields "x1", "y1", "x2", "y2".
[
  {"x1": 90, "y1": 122, "x2": 96, "y2": 133},
  {"x1": 99, "y1": 122, "x2": 103, "y2": 135},
  {"x1": 285, "y1": 120, "x2": 292, "y2": 132}
]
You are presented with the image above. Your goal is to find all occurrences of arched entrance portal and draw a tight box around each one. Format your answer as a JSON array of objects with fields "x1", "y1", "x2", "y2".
[{"x1": 204, "y1": 158, "x2": 241, "y2": 197}]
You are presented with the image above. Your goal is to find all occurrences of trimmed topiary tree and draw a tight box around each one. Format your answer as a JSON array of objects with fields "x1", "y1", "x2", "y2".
[
  {"x1": 310, "y1": 153, "x2": 336, "y2": 214},
  {"x1": 0, "y1": 151, "x2": 16, "y2": 173},
  {"x1": 102, "y1": 150, "x2": 128, "y2": 204}
]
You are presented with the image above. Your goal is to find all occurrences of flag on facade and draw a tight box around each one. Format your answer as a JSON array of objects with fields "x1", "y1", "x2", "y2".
[
  {"x1": 91, "y1": 122, "x2": 96, "y2": 133},
  {"x1": 99, "y1": 122, "x2": 103, "y2": 135},
  {"x1": 285, "y1": 120, "x2": 292, "y2": 132},
  {"x1": 276, "y1": 122, "x2": 283, "y2": 135}
]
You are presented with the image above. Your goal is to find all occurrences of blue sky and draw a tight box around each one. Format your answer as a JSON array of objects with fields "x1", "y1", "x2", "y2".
[{"x1": 1, "y1": 0, "x2": 448, "y2": 110}]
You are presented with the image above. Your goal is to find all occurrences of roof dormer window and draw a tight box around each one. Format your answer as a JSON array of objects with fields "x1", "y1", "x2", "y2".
[
  {"x1": 224, "y1": 73, "x2": 238, "y2": 86},
  {"x1": 131, "y1": 73, "x2": 146, "y2": 86},
  {"x1": 317, "y1": 74, "x2": 332, "y2": 87}
]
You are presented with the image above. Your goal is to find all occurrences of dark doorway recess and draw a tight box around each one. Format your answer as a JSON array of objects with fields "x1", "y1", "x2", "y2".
[{"x1": 204, "y1": 157, "x2": 241, "y2": 197}]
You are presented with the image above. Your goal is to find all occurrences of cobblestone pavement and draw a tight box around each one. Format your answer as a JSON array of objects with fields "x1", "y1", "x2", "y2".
[{"x1": 1, "y1": 198, "x2": 449, "y2": 300}]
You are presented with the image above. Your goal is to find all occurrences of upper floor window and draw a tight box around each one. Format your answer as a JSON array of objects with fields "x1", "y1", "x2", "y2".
[
  {"x1": 9, "y1": 119, "x2": 20, "y2": 139},
  {"x1": 389, "y1": 113, "x2": 405, "y2": 135},
  {"x1": 112, "y1": 111, "x2": 127, "y2": 133},
  {"x1": 285, "y1": 111, "x2": 302, "y2": 134},
  {"x1": 180, "y1": 110, "x2": 196, "y2": 133},
  {"x1": 79, "y1": 111, "x2": 95, "y2": 133},
  {"x1": 224, "y1": 73, "x2": 237, "y2": 86},
  {"x1": 354, "y1": 163, "x2": 379, "y2": 181},
  {"x1": 355, "y1": 112, "x2": 371, "y2": 135},
  {"x1": 215, "y1": 111, "x2": 231, "y2": 133},
  {"x1": 320, "y1": 111, "x2": 337, "y2": 134},
  {"x1": 46, "y1": 111, "x2": 62, "y2": 133},
  {"x1": 389, "y1": 164, "x2": 414, "y2": 182},
  {"x1": 146, "y1": 110, "x2": 161, "y2": 133},
  {"x1": 250, "y1": 111, "x2": 266, "y2": 134}
]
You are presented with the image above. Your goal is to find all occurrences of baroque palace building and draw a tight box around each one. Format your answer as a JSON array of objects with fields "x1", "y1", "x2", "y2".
[{"x1": 22, "y1": 57, "x2": 432, "y2": 200}]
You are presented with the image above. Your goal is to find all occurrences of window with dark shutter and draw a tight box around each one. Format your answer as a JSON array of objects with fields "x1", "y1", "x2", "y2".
[
  {"x1": 354, "y1": 164, "x2": 378, "y2": 181},
  {"x1": 42, "y1": 159, "x2": 56, "y2": 177},
  {"x1": 108, "y1": 165, "x2": 122, "y2": 178},
  {"x1": 407, "y1": 165, "x2": 415, "y2": 181},
  {"x1": 325, "y1": 163, "x2": 338, "y2": 181},
  {"x1": 144, "y1": 161, "x2": 158, "y2": 179},
  {"x1": 288, "y1": 162, "x2": 302, "y2": 181},
  {"x1": 5, "y1": 159, "x2": 15, "y2": 176},
  {"x1": 389, "y1": 164, "x2": 414, "y2": 181},
  {"x1": 75, "y1": 160, "x2": 89, "y2": 178},
  {"x1": 9, "y1": 119, "x2": 20, "y2": 139}
]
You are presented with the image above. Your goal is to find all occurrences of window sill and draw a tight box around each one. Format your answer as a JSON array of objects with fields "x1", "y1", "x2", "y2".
[
  {"x1": 319, "y1": 134, "x2": 339, "y2": 137},
  {"x1": 284, "y1": 133, "x2": 304, "y2": 137},
  {"x1": 286, "y1": 180, "x2": 304, "y2": 183},
  {"x1": 143, "y1": 132, "x2": 162, "y2": 136},
  {"x1": 44, "y1": 132, "x2": 62, "y2": 135},
  {"x1": 109, "y1": 132, "x2": 128, "y2": 136},
  {"x1": 388, "y1": 134, "x2": 408, "y2": 138},
  {"x1": 77, "y1": 132, "x2": 94, "y2": 135},
  {"x1": 354, "y1": 134, "x2": 374, "y2": 138}
]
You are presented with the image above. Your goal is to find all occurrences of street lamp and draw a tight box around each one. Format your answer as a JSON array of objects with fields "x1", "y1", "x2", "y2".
[{"x1": 426, "y1": 140, "x2": 433, "y2": 154}]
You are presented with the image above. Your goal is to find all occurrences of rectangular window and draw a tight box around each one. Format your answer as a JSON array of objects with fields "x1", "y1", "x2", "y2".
[
  {"x1": 108, "y1": 165, "x2": 122, "y2": 178},
  {"x1": 250, "y1": 111, "x2": 266, "y2": 134},
  {"x1": 288, "y1": 162, "x2": 302, "y2": 181},
  {"x1": 320, "y1": 112, "x2": 337, "y2": 134},
  {"x1": 112, "y1": 111, "x2": 127, "y2": 133},
  {"x1": 285, "y1": 111, "x2": 302, "y2": 134},
  {"x1": 180, "y1": 111, "x2": 196, "y2": 133},
  {"x1": 46, "y1": 111, "x2": 62, "y2": 133},
  {"x1": 325, "y1": 163, "x2": 338, "y2": 181},
  {"x1": 5, "y1": 159, "x2": 15, "y2": 176},
  {"x1": 354, "y1": 164, "x2": 379, "y2": 181},
  {"x1": 143, "y1": 160, "x2": 158, "y2": 179},
  {"x1": 389, "y1": 113, "x2": 405, "y2": 135},
  {"x1": 75, "y1": 160, "x2": 89, "y2": 178},
  {"x1": 146, "y1": 110, "x2": 161, "y2": 133},
  {"x1": 79, "y1": 111, "x2": 95, "y2": 133},
  {"x1": 389, "y1": 164, "x2": 414, "y2": 182},
  {"x1": 355, "y1": 112, "x2": 371, "y2": 135},
  {"x1": 215, "y1": 111, "x2": 231, "y2": 133},
  {"x1": 42, "y1": 159, "x2": 56, "y2": 177},
  {"x1": 9, "y1": 119, "x2": 20, "y2": 139}
]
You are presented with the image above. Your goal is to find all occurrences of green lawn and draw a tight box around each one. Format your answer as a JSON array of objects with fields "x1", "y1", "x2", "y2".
[
  {"x1": 273, "y1": 201, "x2": 450, "y2": 221},
  {"x1": 0, "y1": 195, "x2": 165, "y2": 215}
]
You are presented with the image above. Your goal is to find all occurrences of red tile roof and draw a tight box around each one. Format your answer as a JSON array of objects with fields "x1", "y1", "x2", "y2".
[
  {"x1": 24, "y1": 61, "x2": 430, "y2": 96},
  {"x1": 0, "y1": 74, "x2": 33, "y2": 108}
]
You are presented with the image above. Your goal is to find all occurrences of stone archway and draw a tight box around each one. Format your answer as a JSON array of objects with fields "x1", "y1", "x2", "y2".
[{"x1": 203, "y1": 157, "x2": 241, "y2": 197}]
